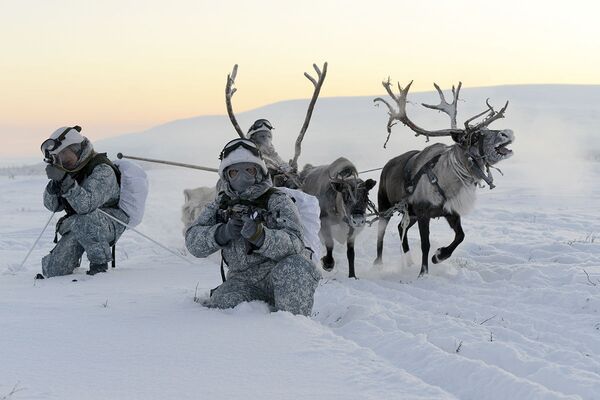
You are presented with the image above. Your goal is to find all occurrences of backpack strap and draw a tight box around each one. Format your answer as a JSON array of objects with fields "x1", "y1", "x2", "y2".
[{"x1": 405, "y1": 153, "x2": 447, "y2": 201}]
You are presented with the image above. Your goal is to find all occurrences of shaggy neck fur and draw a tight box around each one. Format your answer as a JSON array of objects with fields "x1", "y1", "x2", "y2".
[{"x1": 411, "y1": 145, "x2": 480, "y2": 216}]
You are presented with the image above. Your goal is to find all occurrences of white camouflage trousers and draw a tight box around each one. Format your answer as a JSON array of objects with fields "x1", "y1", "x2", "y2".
[
  {"x1": 42, "y1": 209, "x2": 126, "y2": 277},
  {"x1": 207, "y1": 254, "x2": 320, "y2": 316}
]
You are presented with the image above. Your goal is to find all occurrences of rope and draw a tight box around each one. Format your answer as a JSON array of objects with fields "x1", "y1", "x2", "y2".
[
  {"x1": 98, "y1": 209, "x2": 194, "y2": 265},
  {"x1": 365, "y1": 200, "x2": 408, "y2": 226}
]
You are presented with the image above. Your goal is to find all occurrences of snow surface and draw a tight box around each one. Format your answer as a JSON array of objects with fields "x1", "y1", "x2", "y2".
[{"x1": 2, "y1": 86, "x2": 600, "y2": 399}]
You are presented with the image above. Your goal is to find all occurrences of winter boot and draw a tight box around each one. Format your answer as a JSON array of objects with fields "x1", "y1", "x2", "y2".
[{"x1": 87, "y1": 263, "x2": 108, "y2": 276}]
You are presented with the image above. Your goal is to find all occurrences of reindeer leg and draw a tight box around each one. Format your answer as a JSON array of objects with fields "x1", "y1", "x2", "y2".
[
  {"x1": 347, "y1": 227, "x2": 356, "y2": 279},
  {"x1": 374, "y1": 217, "x2": 390, "y2": 265},
  {"x1": 399, "y1": 217, "x2": 416, "y2": 253},
  {"x1": 417, "y1": 218, "x2": 431, "y2": 277},
  {"x1": 320, "y1": 222, "x2": 335, "y2": 271},
  {"x1": 432, "y1": 214, "x2": 464, "y2": 264}
]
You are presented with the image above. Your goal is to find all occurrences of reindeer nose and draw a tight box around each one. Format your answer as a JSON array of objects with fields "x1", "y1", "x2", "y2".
[{"x1": 350, "y1": 214, "x2": 366, "y2": 227}]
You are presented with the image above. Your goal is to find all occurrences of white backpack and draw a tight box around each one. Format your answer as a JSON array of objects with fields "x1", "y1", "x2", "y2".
[
  {"x1": 277, "y1": 187, "x2": 322, "y2": 265},
  {"x1": 113, "y1": 159, "x2": 149, "y2": 227}
]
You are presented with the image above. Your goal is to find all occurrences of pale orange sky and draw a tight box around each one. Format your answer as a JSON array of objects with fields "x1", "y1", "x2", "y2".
[{"x1": 1, "y1": 0, "x2": 599, "y2": 158}]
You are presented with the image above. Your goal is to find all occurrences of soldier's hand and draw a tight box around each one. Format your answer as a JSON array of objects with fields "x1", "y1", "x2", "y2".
[
  {"x1": 226, "y1": 217, "x2": 244, "y2": 239},
  {"x1": 45, "y1": 164, "x2": 66, "y2": 181},
  {"x1": 214, "y1": 217, "x2": 244, "y2": 246},
  {"x1": 241, "y1": 216, "x2": 264, "y2": 245},
  {"x1": 60, "y1": 175, "x2": 75, "y2": 193}
]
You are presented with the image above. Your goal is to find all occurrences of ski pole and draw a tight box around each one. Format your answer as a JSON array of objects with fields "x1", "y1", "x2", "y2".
[
  {"x1": 19, "y1": 212, "x2": 55, "y2": 270},
  {"x1": 98, "y1": 209, "x2": 194, "y2": 265},
  {"x1": 116, "y1": 153, "x2": 218, "y2": 173}
]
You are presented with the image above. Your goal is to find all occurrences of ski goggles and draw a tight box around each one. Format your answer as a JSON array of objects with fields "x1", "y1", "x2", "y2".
[
  {"x1": 226, "y1": 165, "x2": 258, "y2": 179},
  {"x1": 219, "y1": 138, "x2": 262, "y2": 161},
  {"x1": 41, "y1": 126, "x2": 82, "y2": 161},
  {"x1": 248, "y1": 119, "x2": 273, "y2": 133}
]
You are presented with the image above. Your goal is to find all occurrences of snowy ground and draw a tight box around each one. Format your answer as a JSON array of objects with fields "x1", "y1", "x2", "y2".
[{"x1": 1, "y1": 160, "x2": 599, "y2": 399}]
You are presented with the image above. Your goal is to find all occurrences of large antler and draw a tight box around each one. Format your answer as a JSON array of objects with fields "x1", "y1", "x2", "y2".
[
  {"x1": 225, "y1": 64, "x2": 245, "y2": 138},
  {"x1": 290, "y1": 62, "x2": 328, "y2": 170},
  {"x1": 374, "y1": 79, "x2": 463, "y2": 148}
]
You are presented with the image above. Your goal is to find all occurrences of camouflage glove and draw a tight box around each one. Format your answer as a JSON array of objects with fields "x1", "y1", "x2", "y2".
[
  {"x1": 241, "y1": 216, "x2": 265, "y2": 247},
  {"x1": 45, "y1": 164, "x2": 66, "y2": 182},
  {"x1": 46, "y1": 180, "x2": 62, "y2": 195},
  {"x1": 60, "y1": 174, "x2": 76, "y2": 193},
  {"x1": 214, "y1": 218, "x2": 244, "y2": 246}
]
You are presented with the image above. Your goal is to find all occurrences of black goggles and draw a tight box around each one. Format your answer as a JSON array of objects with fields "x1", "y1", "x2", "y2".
[
  {"x1": 41, "y1": 125, "x2": 82, "y2": 159},
  {"x1": 219, "y1": 138, "x2": 262, "y2": 161},
  {"x1": 248, "y1": 119, "x2": 273, "y2": 133}
]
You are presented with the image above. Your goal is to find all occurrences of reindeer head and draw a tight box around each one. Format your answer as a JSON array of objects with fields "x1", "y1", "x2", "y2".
[
  {"x1": 330, "y1": 173, "x2": 376, "y2": 228},
  {"x1": 462, "y1": 128, "x2": 514, "y2": 166}
]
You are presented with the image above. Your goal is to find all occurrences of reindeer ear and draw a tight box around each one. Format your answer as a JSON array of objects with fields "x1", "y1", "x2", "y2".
[
  {"x1": 365, "y1": 179, "x2": 377, "y2": 191},
  {"x1": 184, "y1": 189, "x2": 191, "y2": 202}
]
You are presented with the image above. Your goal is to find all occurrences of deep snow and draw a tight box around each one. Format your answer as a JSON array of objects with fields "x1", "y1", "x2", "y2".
[
  {"x1": 2, "y1": 161, "x2": 599, "y2": 399},
  {"x1": 2, "y1": 85, "x2": 600, "y2": 399}
]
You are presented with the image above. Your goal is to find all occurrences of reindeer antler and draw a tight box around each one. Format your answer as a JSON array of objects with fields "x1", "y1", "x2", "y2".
[
  {"x1": 225, "y1": 64, "x2": 245, "y2": 138},
  {"x1": 290, "y1": 62, "x2": 328, "y2": 170},
  {"x1": 421, "y1": 82, "x2": 462, "y2": 129},
  {"x1": 374, "y1": 78, "x2": 463, "y2": 148},
  {"x1": 465, "y1": 99, "x2": 509, "y2": 132}
]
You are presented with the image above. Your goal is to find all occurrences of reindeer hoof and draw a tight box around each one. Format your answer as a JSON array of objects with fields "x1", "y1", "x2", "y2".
[
  {"x1": 418, "y1": 266, "x2": 428, "y2": 277},
  {"x1": 432, "y1": 249, "x2": 448, "y2": 264},
  {"x1": 321, "y1": 257, "x2": 335, "y2": 271},
  {"x1": 373, "y1": 258, "x2": 383, "y2": 266}
]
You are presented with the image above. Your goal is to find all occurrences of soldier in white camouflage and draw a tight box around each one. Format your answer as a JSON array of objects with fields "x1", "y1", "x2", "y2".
[
  {"x1": 185, "y1": 138, "x2": 320, "y2": 316},
  {"x1": 40, "y1": 126, "x2": 128, "y2": 277}
]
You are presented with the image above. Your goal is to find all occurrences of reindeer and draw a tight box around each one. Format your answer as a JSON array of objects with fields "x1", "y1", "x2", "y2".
[
  {"x1": 301, "y1": 158, "x2": 376, "y2": 278},
  {"x1": 181, "y1": 62, "x2": 327, "y2": 228},
  {"x1": 224, "y1": 63, "x2": 327, "y2": 188},
  {"x1": 373, "y1": 78, "x2": 514, "y2": 276},
  {"x1": 222, "y1": 63, "x2": 378, "y2": 279}
]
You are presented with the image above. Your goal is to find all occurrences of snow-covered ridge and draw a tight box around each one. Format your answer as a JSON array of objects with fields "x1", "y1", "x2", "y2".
[{"x1": 94, "y1": 84, "x2": 600, "y2": 169}]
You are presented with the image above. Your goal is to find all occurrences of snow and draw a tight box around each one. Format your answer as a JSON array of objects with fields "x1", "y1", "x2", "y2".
[{"x1": 2, "y1": 86, "x2": 600, "y2": 399}]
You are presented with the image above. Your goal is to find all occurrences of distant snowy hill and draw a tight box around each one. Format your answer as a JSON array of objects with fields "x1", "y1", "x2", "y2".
[{"x1": 96, "y1": 84, "x2": 600, "y2": 172}]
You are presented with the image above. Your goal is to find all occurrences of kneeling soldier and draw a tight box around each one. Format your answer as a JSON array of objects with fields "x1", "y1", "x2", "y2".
[
  {"x1": 40, "y1": 126, "x2": 128, "y2": 277},
  {"x1": 185, "y1": 138, "x2": 320, "y2": 316}
]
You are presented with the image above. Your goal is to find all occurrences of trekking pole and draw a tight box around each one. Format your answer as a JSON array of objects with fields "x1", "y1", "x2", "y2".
[
  {"x1": 117, "y1": 153, "x2": 218, "y2": 173},
  {"x1": 97, "y1": 209, "x2": 194, "y2": 265},
  {"x1": 18, "y1": 212, "x2": 55, "y2": 270}
]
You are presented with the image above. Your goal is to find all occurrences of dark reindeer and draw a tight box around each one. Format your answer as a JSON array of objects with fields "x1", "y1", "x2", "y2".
[
  {"x1": 301, "y1": 158, "x2": 376, "y2": 278},
  {"x1": 373, "y1": 78, "x2": 514, "y2": 276}
]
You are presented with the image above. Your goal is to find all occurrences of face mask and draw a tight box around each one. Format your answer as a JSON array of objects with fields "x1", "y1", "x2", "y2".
[{"x1": 226, "y1": 163, "x2": 259, "y2": 192}]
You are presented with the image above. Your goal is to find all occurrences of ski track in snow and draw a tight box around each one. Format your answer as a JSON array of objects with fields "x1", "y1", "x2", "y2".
[{"x1": 1, "y1": 162, "x2": 599, "y2": 399}]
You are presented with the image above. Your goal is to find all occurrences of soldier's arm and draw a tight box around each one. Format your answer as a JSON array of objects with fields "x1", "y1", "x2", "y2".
[
  {"x1": 254, "y1": 194, "x2": 305, "y2": 261},
  {"x1": 185, "y1": 199, "x2": 223, "y2": 258},
  {"x1": 61, "y1": 164, "x2": 119, "y2": 214},
  {"x1": 43, "y1": 181, "x2": 64, "y2": 212}
]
